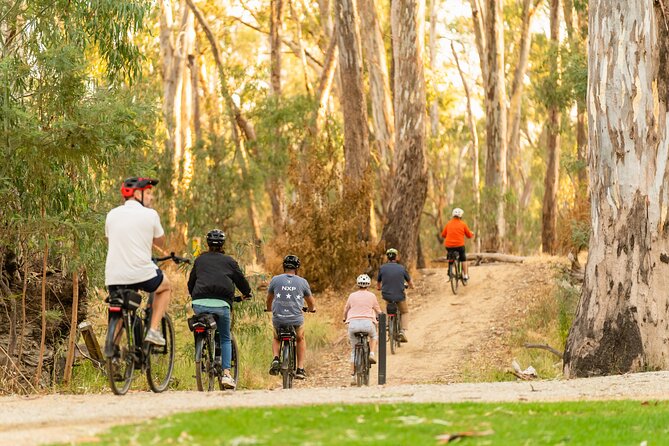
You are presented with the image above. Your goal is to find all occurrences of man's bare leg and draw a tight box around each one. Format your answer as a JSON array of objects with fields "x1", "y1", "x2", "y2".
[{"x1": 150, "y1": 275, "x2": 171, "y2": 330}]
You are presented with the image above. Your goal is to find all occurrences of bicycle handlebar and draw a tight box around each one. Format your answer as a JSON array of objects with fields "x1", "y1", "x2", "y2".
[{"x1": 153, "y1": 252, "x2": 191, "y2": 265}]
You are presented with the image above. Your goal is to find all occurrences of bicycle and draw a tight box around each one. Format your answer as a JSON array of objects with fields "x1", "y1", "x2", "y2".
[
  {"x1": 353, "y1": 332, "x2": 371, "y2": 386},
  {"x1": 386, "y1": 302, "x2": 402, "y2": 355},
  {"x1": 188, "y1": 295, "x2": 247, "y2": 391},
  {"x1": 103, "y1": 253, "x2": 189, "y2": 396},
  {"x1": 276, "y1": 307, "x2": 315, "y2": 389},
  {"x1": 447, "y1": 250, "x2": 467, "y2": 295}
]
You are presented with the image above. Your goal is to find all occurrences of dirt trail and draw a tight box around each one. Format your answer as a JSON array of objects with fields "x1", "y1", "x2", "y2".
[
  {"x1": 313, "y1": 259, "x2": 557, "y2": 386},
  {"x1": 5, "y1": 257, "x2": 659, "y2": 446}
]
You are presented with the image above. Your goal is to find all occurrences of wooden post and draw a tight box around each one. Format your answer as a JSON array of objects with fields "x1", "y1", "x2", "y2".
[
  {"x1": 378, "y1": 313, "x2": 386, "y2": 385},
  {"x1": 63, "y1": 270, "x2": 80, "y2": 384}
]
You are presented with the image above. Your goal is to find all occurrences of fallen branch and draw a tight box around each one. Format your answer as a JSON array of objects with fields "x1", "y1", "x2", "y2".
[
  {"x1": 432, "y1": 252, "x2": 526, "y2": 264},
  {"x1": 0, "y1": 344, "x2": 38, "y2": 393},
  {"x1": 523, "y1": 343, "x2": 564, "y2": 359}
]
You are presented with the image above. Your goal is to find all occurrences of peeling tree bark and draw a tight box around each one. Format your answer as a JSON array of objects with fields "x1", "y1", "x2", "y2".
[
  {"x1": 358, "y1": 0, "x2": 395, "y2": 182},
  {"x1": 335, "y1": 0, "x2": 370, "y2": 185},
  {"x1": 381, "y1": 0, "x2": 428, "y2": 269},
  {"x1": 482, "y1": 0, "x2": 507, "y2": 252},
  {"x1": 564, "y1": 1, "x2": 669, "y2": 377}
]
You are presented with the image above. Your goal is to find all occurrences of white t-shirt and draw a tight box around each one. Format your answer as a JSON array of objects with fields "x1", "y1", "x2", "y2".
[{"x1": 105, "y1": 200, "x2": 165, "y2": 286}]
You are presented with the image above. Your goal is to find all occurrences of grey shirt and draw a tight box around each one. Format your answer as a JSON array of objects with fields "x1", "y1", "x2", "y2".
[
  {"x1": 377, "y1": 262, "x2": 411, "y2": 302},
  {"x1": 269, "y1": 273, "x2": 312, "y2": 326}
]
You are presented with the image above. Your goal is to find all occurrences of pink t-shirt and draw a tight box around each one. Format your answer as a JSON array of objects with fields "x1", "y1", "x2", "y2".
[{"x1": 344, "y1": 290, "x2": 382, "y2": 324}]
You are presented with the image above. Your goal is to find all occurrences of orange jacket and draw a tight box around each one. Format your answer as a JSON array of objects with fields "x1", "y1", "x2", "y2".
[{"x1": 441, "y1": 218, "x2": 474, "y2": 247}]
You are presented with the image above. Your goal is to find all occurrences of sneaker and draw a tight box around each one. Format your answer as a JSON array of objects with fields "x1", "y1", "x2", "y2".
[
  {"x1": 463, "y1": 274, "x2": 469, "y2": 281},
  {"x1": 269, "y1": 357, "x2": 280, "y2": 376},
  {"x1": 295, "y1": 368, "x2": 306, "y2": 380},
  {"x1": 399, "y1": 331, "x2": 408, "y2": 343},
  {"x1": 220, "y1": 374, "x2": 236, "y2": 389},
  {"x1": 145, "y1": 329, "x2": 166, "y2": 346},
  {"x1": 350, "y1": 375, "x2": 358, "y2": 386},
  {"x1": 369, "y1": 353, "x2": 377, "y2": 364}
]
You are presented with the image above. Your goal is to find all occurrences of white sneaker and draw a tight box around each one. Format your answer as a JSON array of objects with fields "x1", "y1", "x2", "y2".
[
  {"x1": 463, "y1": 275, "x2": 469, "y2": 281},
  {"x1": 220, "y1": 374, "x2": 236, "y2": 389},
  {"x1": 369, "y1": 352, "x2": 377, "y2": 364},
  {"x1": 145, "y1": 329, "x2": 166, "y2": 346}
]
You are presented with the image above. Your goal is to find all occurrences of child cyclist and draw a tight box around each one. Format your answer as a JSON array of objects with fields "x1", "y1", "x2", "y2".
[
  {"x1": 440, "y1": 208, "x2": 475, "y2": 281},
  {"x1": 343, "y1": 274, "x2": 382, "y2": 380}
]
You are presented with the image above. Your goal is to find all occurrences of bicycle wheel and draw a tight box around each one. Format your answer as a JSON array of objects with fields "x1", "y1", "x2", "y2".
[
  {"x1": 281, "y1": 341, "x2": 293, "y2": 389},
  {"x1": 105, "y1": 316, "x2": 134, "y2": 396},
  {"x1": 362, "y1": 340, "x2": 370, "y2": 386},
  {"x1": 388, "y1": 315, "x2": 396, "y2": 355},
  {"x1": 460, "y1": 262, "x2": 468, "y2": 287},
  {"x1": 354, "y1": 344, "x2": 363, "y2": 387},
  {"x1": 220, "y1": 334, "x2": 239, "y2": 391},
  {"x1": 146, "y1": 314, "x2": 175, "y2": 393},
  {"x1": 450, "y1": 261, "x2": 459, "y2": 295},
  {"x1": 195, "y1": 334, "x2": 215, "y2": 392}
]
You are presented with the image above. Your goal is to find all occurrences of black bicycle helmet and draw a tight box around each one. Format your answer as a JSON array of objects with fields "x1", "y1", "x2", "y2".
[
  {"x1": 283, "y1": 254, "x2": 301, "y2": 270},
  {"x1": 386, "y1": 248, "x2": 398, "y2": 260},
  {"x1": 206, "y1": 229, "x2": 226, "y2": 247}
]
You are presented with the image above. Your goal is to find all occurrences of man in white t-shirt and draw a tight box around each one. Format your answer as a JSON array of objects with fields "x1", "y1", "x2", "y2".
[{"x1": 105, "y1": 177, "x2": 171, "y2": 346}]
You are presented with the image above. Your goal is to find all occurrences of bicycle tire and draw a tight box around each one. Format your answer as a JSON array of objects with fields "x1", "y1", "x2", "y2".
[
  {"x1": 388, "y1": 315, "x2": 396, "y2": 355},
  {"x1": 281, "y1": 341, "x2": 293, "y2": 389},
  {"x1": 451, "y1": 261, "x2": 459, "y2": 295},
  {"x1": 105, "y1": 316, "x2": 134, "y2": 396},
  {"x1": 395, "y1": 313, "x2": 402, "y2": 350},
  {"x1": 354, "y1": 343, "x2": 363, "y2": 387},
  {"x1": 146, "y1": 314, "x2": 175, "y2": 393},
  {"x1": 362, "y1": 341, "x2": 370, "y2": 386},
  {"x1": 195, "y1": 334, "x2": 215, "y2": 392}
]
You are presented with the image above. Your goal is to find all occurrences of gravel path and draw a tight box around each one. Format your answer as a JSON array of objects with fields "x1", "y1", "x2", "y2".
[
  {"x1": 3, "y1": 371, "x2": 669, "y2": 445},
  {"x1": 3, "y1": 260, "x2": 665, "y2": 445}
]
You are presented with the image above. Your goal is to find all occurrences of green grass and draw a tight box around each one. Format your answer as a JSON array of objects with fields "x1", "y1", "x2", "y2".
[{"x1": 63, "y1": 400, "x2": 669, "y2": 445}]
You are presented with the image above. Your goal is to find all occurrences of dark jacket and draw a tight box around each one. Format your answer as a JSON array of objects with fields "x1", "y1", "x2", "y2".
[{"x1": 187, "y1": 252, "x2": 252, "y2": 307}]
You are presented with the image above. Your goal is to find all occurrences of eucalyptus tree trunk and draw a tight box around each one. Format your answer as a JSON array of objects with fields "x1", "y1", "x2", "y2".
[
  {"x1": 507, "y1": 0, "x2": 539, "y2": 197},
  {"x1": 482, "y1": 0, "x2": 507, "y2": 252},
  {"x1": 160, "y1": 0, "x2": 190, "y2": 228},
  {"x1": 268, "y1": 0, "x2": 286, "y2": 233},
  {"x1": 564, "y1": 1, "x2": 669, "y2": 377},
  {"x1": 451, "y1": 41, "x2": 480, "y2": 251},
  {"x1": 381, "y1": 0, "x2": 428, "y2": 269},
  {"x1": 358, "y1": 0, "x2": 395, "y2": 179},
  {"x1": 334, "y1": 0, "x2": 370, "y2": 185},
  {"x1": 541, "y1": 0, "x2": 561, "y2": 255},
  {"x1": 428, "y1": 0, "x2": 440, "y2": 138}
]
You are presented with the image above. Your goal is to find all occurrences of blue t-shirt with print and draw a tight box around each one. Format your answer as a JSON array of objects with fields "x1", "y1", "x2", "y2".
[
  {"x1": 268, "y1": 273, "x2": 312, "y2": 326},
  {"x1": 377, "y1": 262, "x2": 411, "y2": 302}
]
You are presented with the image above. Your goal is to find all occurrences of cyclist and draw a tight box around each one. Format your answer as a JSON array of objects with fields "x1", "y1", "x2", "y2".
[
  {"x1": 266, "y1": 255, "x2": 315, "y2": 380},
  {"x1": 377, "y1": 248, "x2": 413, "y2": 342},
  {"x1": 440, "y1": 207, "x2": 475, "y2": 281},
  {"x1": 343, "y1": 274, "x2": 381, "y2": 381},
  {"x1": 105, "y1": 177, "x2": 170, "y2": 346},
  {"x1": 187, "y1": 229, "x2": 252, "y2": 389}
]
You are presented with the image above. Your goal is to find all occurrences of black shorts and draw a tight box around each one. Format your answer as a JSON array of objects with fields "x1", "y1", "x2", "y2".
[
  {"x1": 446, "y1": 246, "x2": 466, "y2": 262},
  {"x1": 108, "y1": 269, "x2": 164, "y2": 294}
]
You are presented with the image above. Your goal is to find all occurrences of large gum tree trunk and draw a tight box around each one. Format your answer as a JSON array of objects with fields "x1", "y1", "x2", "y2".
[
  {"x1": 381, "y1": 0, "x2": 428, "y2": 269},
  {"x1": 564, "y1": 1, "x2": 669, "y2": 377},
  {"x1": 335, "y1": 0, "x2": 370, "y2": 185},
  {"x1": 482, "y1": 0, "x2": 507, "y2": 251}
]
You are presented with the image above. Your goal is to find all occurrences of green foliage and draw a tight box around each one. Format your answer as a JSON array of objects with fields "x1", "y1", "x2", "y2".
[
  {"x1": 0, "y1": 0, "x2": 156, "y2": 281},
  {"x1": 71, "y1": 401, "x2": 669, "y2": 446}
]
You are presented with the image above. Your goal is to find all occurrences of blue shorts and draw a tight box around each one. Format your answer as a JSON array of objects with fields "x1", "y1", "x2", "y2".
[{"x1": 108, "y1": 269, "x2": 164, "y2": 294}]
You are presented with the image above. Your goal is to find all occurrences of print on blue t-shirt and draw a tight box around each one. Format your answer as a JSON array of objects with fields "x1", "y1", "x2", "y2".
[{"x1": 268, "y1": 273, "x2": 312, "y2": 326}]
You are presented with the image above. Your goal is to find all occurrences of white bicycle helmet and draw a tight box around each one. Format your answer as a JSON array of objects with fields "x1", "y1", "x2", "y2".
[
  {"x1": 356, "y1": 274, "x2": 371, "y2": 288},
  {"x1": 452, "y1": 208, "x2": 464, "y2": 218}
]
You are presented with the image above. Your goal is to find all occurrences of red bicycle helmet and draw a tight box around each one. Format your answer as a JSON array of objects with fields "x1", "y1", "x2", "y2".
[{"x1": 120, "y1": 177, "x2": 159, "y2": 198}]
